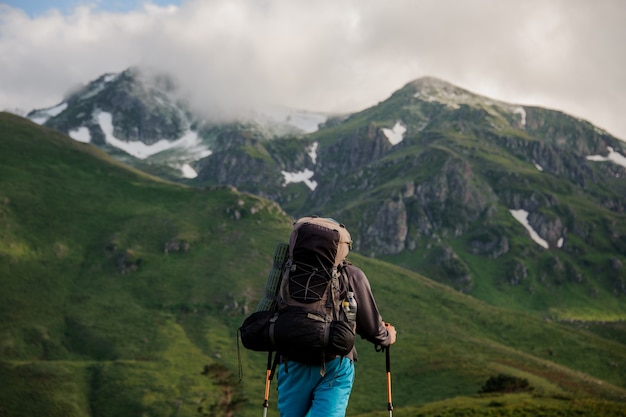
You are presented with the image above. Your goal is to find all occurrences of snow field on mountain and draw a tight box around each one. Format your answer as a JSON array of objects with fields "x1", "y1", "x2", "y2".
[
  {"x1": 29, "y1": 102, "x2": 67, "y2": 124},
  {"x1": 281, "y1": 141, "x2": 319, "y2": 190},
  {"x1": 69, "y1": 126, "x2": 90, "y2": 143},
  {"x1": 97, "y1": 113, "x2": 201, "y2": 159},
  {"x1": 58, "y1": 111, "x2": 211, "y2": 178},
  {"x1": 510, "y1": 209, "x2": 549, "y2": 249},
  {"x1": 586, "y1": 146, "x2": 626, "y2": 170}
]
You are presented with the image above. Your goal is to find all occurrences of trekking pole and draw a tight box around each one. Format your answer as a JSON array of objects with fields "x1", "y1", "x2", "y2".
[
  {"x1": 386, "y1": 346, "x2": 393, "y2": 417},
  {"x1": 262, "y1": 351, "x2": 272, "y2": 417}
]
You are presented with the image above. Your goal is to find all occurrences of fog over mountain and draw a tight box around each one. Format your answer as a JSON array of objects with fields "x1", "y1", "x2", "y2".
[{"x1": 1, "y1": 0, "x2": 625, "y2": 140}]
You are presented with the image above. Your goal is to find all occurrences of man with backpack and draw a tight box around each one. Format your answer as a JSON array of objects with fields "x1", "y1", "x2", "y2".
[{"x1": 274, "y1": 217, "x2": 397, "y2": 417}]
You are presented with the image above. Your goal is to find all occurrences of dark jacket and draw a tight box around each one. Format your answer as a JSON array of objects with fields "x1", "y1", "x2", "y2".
[{"x1": 344, "y1": 262, "x2": 393, "y2": 361}]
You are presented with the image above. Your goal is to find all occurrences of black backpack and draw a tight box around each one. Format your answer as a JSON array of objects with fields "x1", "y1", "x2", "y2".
[{"x1": 239, "y1": 217, "x2": 357, "y2": 365}]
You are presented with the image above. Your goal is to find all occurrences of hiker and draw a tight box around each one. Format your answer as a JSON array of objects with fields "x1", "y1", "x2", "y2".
[{"x1": 276, "y1": 217, "x2": 397, "y2": 417}]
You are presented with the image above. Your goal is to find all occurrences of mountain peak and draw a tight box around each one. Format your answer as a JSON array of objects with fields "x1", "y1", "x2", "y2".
[
  {"x1": 408, "y1": 76, "x2": 491, "y2": 109},
  {"x1": 402, "y1": 76, "x2": 531, "y2": 127},
  {"x1": 410, "y1": 75, "x2": 456, "y2": 88}
]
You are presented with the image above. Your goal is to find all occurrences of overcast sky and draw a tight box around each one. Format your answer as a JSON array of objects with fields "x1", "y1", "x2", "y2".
[{"x1": 1, "y1": 0, "x2": 625, "y2": 140}]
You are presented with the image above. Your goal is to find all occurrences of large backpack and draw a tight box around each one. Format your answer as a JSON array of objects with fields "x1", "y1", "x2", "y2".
[{"x1": 239, "y1": 216, "x2": 357, "y2": 365}]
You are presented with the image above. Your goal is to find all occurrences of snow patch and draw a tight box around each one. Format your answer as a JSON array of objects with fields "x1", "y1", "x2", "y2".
[
  {"x1": 44, "y1": 102, "x2": 67, "y2": 117},
  {"x1": 180, "y1": 164, "x2": 197, "y2": 179},
  {"x1": 29, "y1": 116, "x2": 48, "y2": 125},
  {"x1": 69, "y1": 127, "x2": 91, "y2": 143},
  {"x1": 281, "y1": 169, "x2": 318, "y2": 191},
  {"x1": 510, "y1": 209, "x2": 549, "y2": 249},
  {"x1": 97, "y1": 111, "x2": 211, "y2": 160},
  {"x1": 586, "y1": 146, "x2": 626, "y2": 170},
  {"x1": 382, "y1": 121, "x2": 407, "y2": 145},
  {"x1": 307, "y1": 142, "x2": 319, "y2": 164}
]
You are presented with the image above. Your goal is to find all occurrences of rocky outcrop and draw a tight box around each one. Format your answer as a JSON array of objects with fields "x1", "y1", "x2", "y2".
[
  {"x1": 469, "y1": 230, "x2": 510, "y2": 259},
  {"x1": 508, "y1": 260, "x2": 528, "y2": 286},
  {"x1": 524, "y1": 107, "x2": 611, "y2": 154},
  {"x1": 315, "y1": 124, "x2": 393, "y2": 179},
  {"x1": 495, "y1": 134, "x2": 595, "y2": 187},
  {"x1": 115, "y1": 249, "x2": 141, "y2": 274},
  {"x1": 164, "y1": 239, "x2": 190, "y2": 254},
  {"x1": 365, "y1": 198, "x2": 408, "y2": 254},
  {"x1": 195, "y1": 130, "x2": 284, "y2": 200},
  {"x1": 430, "y1": 244, "x2": 473, "y2": 293},
  {"x1": 527, "y1": 212, "x2": 566, "y2": 248}
]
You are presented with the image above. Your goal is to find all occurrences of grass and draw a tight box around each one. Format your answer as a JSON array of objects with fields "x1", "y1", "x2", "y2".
[
  {"x1": 339, "y1": 254, "x2": 626, "y2": 414},
  {"x1": 1, "y1": 112, "x2": 626, "y2": 416},
  {"x1": 354, "y1": 395, "x2": 626, "y2": 417}
]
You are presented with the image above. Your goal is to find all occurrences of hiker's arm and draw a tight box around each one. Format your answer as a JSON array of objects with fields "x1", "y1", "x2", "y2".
[{"x1": 348, "y1": 266, "x2": 395, "y2": 347}]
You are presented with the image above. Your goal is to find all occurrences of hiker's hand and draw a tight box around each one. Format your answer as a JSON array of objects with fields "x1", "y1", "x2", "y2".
[{"x1": 385, "y1": 322, "x2": 397, "y2": 345}]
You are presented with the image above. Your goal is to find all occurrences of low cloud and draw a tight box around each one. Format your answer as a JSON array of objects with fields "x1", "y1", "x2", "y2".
[{"x1": 1, "y1": 0, "x2": 625, "y2": 138}]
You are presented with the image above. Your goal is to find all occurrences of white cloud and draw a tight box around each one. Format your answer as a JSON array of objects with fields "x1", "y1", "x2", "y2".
[{"x1": 1, "y1": 0, "x2": 625, "y2": 139}]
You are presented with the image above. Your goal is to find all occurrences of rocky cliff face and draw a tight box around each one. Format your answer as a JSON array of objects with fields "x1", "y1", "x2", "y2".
[
  {"x1": 279, "y1": 77, "x2": 626, "y2": 299},
  {"x1": 194, "y1": 128, "x2": 285, "y2": 200}
]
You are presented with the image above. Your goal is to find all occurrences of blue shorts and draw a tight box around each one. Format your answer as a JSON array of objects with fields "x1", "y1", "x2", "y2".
[{"x1": 277, "y1": 357, "x2": 355, "y2": 417}]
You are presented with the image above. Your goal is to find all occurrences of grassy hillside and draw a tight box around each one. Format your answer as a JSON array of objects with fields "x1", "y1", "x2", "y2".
[
  {"x1": 0, "y1": 113, "x2": 294, "y2": 416},
  {"x1": 1, "y1": 112, "x2": 625, "y2": 416}
]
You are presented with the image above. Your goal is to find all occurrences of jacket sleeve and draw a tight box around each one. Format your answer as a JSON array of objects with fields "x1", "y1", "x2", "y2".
[{"x1": 346, "y1": 264, "x2": 393, "y2": 347}]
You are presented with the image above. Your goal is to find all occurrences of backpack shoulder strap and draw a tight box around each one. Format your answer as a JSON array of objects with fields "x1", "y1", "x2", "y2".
[{"x1": 338, "y1": 261, "x2": 352, "y2": 293}]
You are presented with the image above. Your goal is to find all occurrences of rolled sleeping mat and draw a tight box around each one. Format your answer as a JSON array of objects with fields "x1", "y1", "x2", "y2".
[{"x1": 255, "y1": 242, "x2": 289, "y2": 312}]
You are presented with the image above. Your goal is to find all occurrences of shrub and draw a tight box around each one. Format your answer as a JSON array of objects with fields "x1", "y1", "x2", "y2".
[{"x1": 479, "y1": 374, "x2": 533, "y2": 393}]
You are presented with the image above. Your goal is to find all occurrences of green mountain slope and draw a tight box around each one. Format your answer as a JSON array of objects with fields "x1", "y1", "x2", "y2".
[
  {"x1": 299, "y1": 77, "x2": 626, "y2": 320},
  {"x1": 0, "y1": 112, "x2": 293, "y2": 416},
  {"x1": 1, "y1": 112, "x2": 625, "y2": 416},
  {"x1": 178, "y1": 76, "x2": 626, "y2": 322}
]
